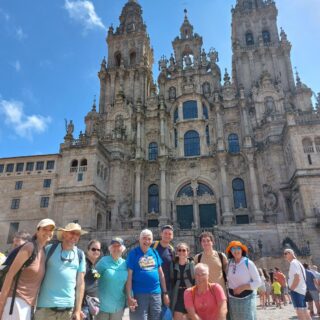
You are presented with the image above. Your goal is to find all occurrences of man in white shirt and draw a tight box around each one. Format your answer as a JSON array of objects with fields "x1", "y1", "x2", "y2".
[{"x1": 284, "y1": 248, "x2": 311, "y2": 320}]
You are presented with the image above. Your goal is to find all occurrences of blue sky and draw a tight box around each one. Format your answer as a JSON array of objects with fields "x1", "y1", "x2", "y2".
[{"x1": 0, "y1": 0, "x2": 319, "y2": 158}]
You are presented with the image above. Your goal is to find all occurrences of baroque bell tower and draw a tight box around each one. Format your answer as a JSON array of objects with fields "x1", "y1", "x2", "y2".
[{"x1": 98, "y1": 0, "x2": 154, "y2": 114}]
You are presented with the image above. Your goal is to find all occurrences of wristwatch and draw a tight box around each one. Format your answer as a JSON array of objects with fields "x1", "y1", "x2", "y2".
[{"x1": 162, "y1": 291, "x2": 168, "y2": 294}]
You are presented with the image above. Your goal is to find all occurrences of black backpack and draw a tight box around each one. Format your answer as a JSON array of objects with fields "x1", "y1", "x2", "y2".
[
  {"x1": 0, "y1": 241, "x2": 38, "y2": 315},
  {"x1": 197, "y1": 252, "x2": 227, "y2": 283}
]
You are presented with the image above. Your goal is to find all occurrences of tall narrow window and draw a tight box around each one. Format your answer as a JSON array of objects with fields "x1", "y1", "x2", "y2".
[
  {"x1": 183, "y1": 101, "x2": 198, "y2": 119},
  {"x1": 262, "y1": 30, "x2": 271, "y2": 44},
  {"x1": 245, "y1": 32, "x2": 254, "y2": 46},
  {"x1": 233, "y1": 178, "x2": 247, "y2": 209},
  {"x1": 174, "y1": 108, "x2": 179, "y2": 123},
  {"x1": 11, "y1": 198, "x2": 20, "y2": 209},
  {"x1": 0, "y1": 164, "x2": 4, "y2": 173},
  {"x1": 148, "y1": 142, "x2": 158, "y2": 160},
  {"x1": 148, "y1": 184, "x2": 159, "y2": 213},
  {"x1": 129, "y1": 51, "x2": 136, "y2": 66},
  {"x1": 6, "y1": 164, "x2": 14, "y2": 172},
  {"x1": 206, "y1": 126, "x2": 210, "y2": 146},
  {"x1": 184, "y1": 130, "x2": 200, "y2": 157},
  {"x1": 115, "y1": 52, "x2": 121, "y2": 67},
  {"x1": 203, "y1": 104, "x2": 208, "y2": 119},
  {"x1": 228, "y1": 134, "x2": 240, "y2": 154},
  {"x1": 26, "y1": 162, "x2": 34, "y2": 171},
  {"x1": 36, "y1": 161, "x2": 44, "y2": 171},
  {"x1": 46, "y1": 160, "x2": 55, "y2": 170},
  {"x1": 7, "y1": 222, "x2": 19, "y2": 244},
  {"x1": 15, "y1": 181, "x2": 23, "y2": 190},
  {"x1": 43, "y1": 179, "x2": 51, "y2": 188},
  {"x1": 174, "y1": 129, "x2": 178, "y2": 148},
  {"x1": 315, "y1": 137, "x2": 320, "y2": 153}
]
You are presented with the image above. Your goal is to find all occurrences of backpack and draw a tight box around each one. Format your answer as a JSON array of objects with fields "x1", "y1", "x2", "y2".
[
  {"x1": 0, "y1": 241, "x2": 38, "y2": 315},
  {"x1": 45, "y1": 241, "x2": 84, "y2": 267},
  {"x1": 171, "y1": 259, "x2": 195, "y2": 286},
  {"x1": 152, "y1": 241, "x2": 175, "y2": 260},
  {"x1": 197, "y1": 252, "x2": 227, "y2": 283}
]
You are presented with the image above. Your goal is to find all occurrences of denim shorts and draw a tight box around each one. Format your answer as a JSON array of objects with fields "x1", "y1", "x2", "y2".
[{"x1": 290, "y1": 291, "x2": 307, "y2": 309}]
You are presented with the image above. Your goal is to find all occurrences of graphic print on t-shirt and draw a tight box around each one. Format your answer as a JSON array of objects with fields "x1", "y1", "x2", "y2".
[{"x1": 139, "y1": 255, "x2": 156, "y2": 270}]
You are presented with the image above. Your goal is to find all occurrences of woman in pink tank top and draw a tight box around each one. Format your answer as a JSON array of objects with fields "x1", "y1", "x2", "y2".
[{"x1": 0, "y1": 218, "x2": 55, "y2": 320}]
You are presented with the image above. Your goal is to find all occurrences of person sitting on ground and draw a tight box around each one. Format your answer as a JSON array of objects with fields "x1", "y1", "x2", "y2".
[
  {"x1": 184, "y1": 263, "x2": 227, "y2": 320},
  {"x1": 0, "y1": 219, "x2": 55, "y2": 320},
  {"x1": 272, "y1": 278, "x2": 282, "y2": 308}
]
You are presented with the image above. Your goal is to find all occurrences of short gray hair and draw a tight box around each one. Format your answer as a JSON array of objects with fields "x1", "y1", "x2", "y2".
[
  {"x1": 284, "y1": 248, "x2": 296, "y2": 257},
  {"x1": 140, "y1": 229, "x2": 153, "y2": 240},
  {"x1": 195, "y1": 263, "x2": 209, "y2": 275}
]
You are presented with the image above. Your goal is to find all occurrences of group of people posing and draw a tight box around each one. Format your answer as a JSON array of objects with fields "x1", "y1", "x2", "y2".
[{"x1": 0, "y1": 219, "x2": 317, "y2": 320}]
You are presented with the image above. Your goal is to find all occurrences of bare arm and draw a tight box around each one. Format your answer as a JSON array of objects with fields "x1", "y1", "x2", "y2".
[
  {"x1": 158, "y1": 266, "x2": 170, "y2": 306},
  {"x1": 73, "y1": 271, "x2": 85, "y2": 320},
  {"x1": 216, "y1": 300, "x2": 227, "y2": 320},
  {"x1": 185, "y1": 307, "x2": 201, "y2": 320},
  {"x1": 126, "y1": 269, "x2": 137, "y2": 310},
  {"x1": 290, "y1": 274, "x2": 300, "y2": 291},
  {"x1": 0, "y1": 244, "x2": 32, "y2": 318}
]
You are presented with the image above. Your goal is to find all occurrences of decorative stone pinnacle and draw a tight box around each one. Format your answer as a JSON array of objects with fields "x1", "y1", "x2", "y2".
[{"x1": 184, "y1": 9, "x2": 188, "y2": 18}]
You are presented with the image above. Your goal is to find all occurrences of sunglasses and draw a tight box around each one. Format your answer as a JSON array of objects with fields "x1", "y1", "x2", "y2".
[
  {"x1": 232, "y1": 264, "x2": 237, "y2": 274},
  {"x1": 178, "y1": 248, "x2": 187, "y2": 252},
  {"x1": 60, "y1": 249, "x2": 75, "y2": 263},
  {"x1": 90, "y1": 248, "x2": 101, "y2": 252},
  {"x1": 231, "y1": 246, "x2": 242, "y2": 252},
  {"x1": 283, "y1": 252, "x2": 290, "y2": 255}
]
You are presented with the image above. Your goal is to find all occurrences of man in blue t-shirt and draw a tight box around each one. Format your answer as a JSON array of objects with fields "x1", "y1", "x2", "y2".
[
  {"x1": 35, "y1": 223, "x2": 87, "y2": 320},
  {"x1": 126, "y1": 229, "x2": 170, "y2": 320}
]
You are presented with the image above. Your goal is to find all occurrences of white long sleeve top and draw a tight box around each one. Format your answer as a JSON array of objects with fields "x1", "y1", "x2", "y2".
[{"x1": 227, "y1": 257, "x2": 262, "y2": 290}]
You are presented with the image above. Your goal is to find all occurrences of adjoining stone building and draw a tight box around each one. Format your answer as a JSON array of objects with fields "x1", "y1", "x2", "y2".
[{"x1": 1, "y1": 0, "x2": 320, "y2": 262}]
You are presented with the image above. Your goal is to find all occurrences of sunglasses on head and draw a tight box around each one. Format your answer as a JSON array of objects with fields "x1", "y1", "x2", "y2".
[{"x1": 90, "y1": 248, "x2": 101, "y2": 252}]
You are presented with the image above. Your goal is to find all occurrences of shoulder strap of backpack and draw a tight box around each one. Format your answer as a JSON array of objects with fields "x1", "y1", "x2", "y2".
[
  {"x1": 77, "y1": 248, "x2": 84, "y2": 265},
  {"x1": 45, "y1": 242, "x2": 60, "y2": 268},
  {"x1": 197, "y1": 253, "x2": 202, "y2": 264},
  {"x1": 187, "y1": 261, "x2": 195, "y2": 283},
  {"x1": 218, "y1": 252, "x2": 227, "y2": 284},
  {"x1": 209, "y1": 283, "x2": 217, "y2": 305},
  {"x1": 191, "y1": 285, "x2": 197, "y2": 305},
  {"x1": 152, "y1": 241, "x2": 159, "y2": 250}
]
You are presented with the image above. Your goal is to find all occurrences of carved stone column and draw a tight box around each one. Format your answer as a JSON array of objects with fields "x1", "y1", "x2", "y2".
[
  {"x1": 159, "y1": 159, "x2": 168, "y2": 225},
  {"x1": 191, "y1": 180, "x2": 199, "y2": 228},
  {"x1": 218, "y1": 153, "x2": 233, "y2": 224},
  {"x1": 247, "y1": 152, "x2": 264, "y2": 222},
  {"x1": 133, "y1": 161, "x2": 142, "y2": 228}
]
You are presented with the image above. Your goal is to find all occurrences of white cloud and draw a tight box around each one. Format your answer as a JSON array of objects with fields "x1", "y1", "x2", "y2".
[
  {"x1": 12, "y1": 60, "x2": 21, "y2": 72},
  {"x1": 0, "y1": 8, "x2": 10, "y2": 21},
  {"x1": 0, "y1": 98, "x2": 51, "y2": 140},
  {"x1": 64, "y1": 0, "x2": 106, "y2": 32},
  {"x1": 16, "y1": 27, "x2": 27, "y2": 40}
]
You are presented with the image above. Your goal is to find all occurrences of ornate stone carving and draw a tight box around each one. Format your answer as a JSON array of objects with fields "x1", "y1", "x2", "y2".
[
  {"x1": 227, "y1": 154, "x2": 247, "y2": 176},
  {"x1": 263, "y1": 184, "x2": 278, "y2": 212},
  {"x1": 118, "y1": 194, "x2": 133, "y2": 219},
  {"x1": 169, "y1": 86, "x2": 176, "y2": 100}
]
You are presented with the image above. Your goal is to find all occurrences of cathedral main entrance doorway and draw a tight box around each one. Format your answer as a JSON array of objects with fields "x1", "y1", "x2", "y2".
[{"x1": 175, "y1": 182, "x2": 217, "y2": 229}]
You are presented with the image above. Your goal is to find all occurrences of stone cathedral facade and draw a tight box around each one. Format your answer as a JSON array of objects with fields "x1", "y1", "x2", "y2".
[{"x1": 1, "y1": 0, "x2": 320, "y2": 259}]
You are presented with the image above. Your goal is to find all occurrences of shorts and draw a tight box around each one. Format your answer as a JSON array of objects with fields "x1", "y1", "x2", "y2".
[
  {"x1": 281, "y1": 286, "x2": 288, "y2": 295},
  {"x1": 309, "y1": 290, "x2": 320, "y2": 302},
  {"x1": 290, "y1": 291, "x2": 307, "y2": 310},
  {"x1": 1, "y1": 297, "x2": 32, "y2": 320}
]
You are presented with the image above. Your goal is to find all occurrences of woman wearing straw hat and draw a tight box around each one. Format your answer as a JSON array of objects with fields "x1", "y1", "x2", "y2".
[
  {"x1": 0, "y1": 218, "x2": 55, "y2": 320},
  {"x1": 225, "y1": 241, "x2": 261, "y2": 320}
]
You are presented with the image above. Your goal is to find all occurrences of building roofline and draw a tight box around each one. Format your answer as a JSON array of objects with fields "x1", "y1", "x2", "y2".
[{"x1": 0, "y1": 153, "x2": 61, "y2": 161}]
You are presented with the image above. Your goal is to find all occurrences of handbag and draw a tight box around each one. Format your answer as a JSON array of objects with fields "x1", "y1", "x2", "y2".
[
  {"x1": 85, "y1": 295, "x2": 100, "y2": 316},
  {"x1": 161, "y1": 305, "x2": 173, "y2": 320}
]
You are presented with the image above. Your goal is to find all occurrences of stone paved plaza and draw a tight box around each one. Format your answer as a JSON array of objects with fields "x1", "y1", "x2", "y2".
[{"x1": 121, "y1": 301, "x2": 320, "y2": 319}]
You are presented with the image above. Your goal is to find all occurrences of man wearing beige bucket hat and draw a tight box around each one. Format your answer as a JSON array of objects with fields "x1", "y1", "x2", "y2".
[{"x1": 34, "y1": 223, "x2": 87, "y2": 320}]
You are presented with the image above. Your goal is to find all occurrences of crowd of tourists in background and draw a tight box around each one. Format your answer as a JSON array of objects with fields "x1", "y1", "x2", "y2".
[{"x1": 0, "y1": 220, "x2": 319, "y2": 320}]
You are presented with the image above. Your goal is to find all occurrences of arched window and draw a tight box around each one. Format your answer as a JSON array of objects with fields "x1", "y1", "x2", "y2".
[
  {"x1": 262, "y1": 30, "x2": 271, "y2": 44},
  {"x1": 115, "y1": 52, "x2": 121, "y2": 67},
  {"x1": 71, "y1": 159, "x2": 78, "y2": 167},
  {"x1": 174, "y1": 129, "x2": 178, "y2": 148},
  {"x1": 148, "y1": 142, "x2": 158, "y2": 160},
  {"x1": 183, "y1": 100, "x2": 198, "y2": 119},
  {"x1": 228, "y1": 134, "x2": 240, "y2": 154},
  {"x1": 80, "y1": 159, "x2": 87, "y2": 166},
  {"x1": 203, "y1": 104, "x2": 208, "y2": 119},
  {"x1": 129, "y1": 51, "x2": 136, "y2": 66},
  {"x1": 148, "y1": 184, "x2": 159, "y2": 213},
  {"x1": 174, "y1": 108, "x2": 179, "y2": 123},
  {"x1": 302, "y1": 138, "x2": 314, "y2": 153},
  {"x1": 315, "y1": 137, "x2": 320, "y2": 152},
  {"x1": 177, "y1": 183, "x2": 193, "y2": 197},
  {"x1": 233, "y1": 178, "x2": 247, "y2": 209},
  {"x1": 184, "y1": 130, "x2": 200, "y2": 157},
  {"x1": 197, "y1": 183, "x2": 214, "y2": 196},
  {"x1": 245, "y1": 32, "x2": 254, "y2": 46},
  {"x1": 206, "y1": 126, "x2": 210, "y2": 146}
]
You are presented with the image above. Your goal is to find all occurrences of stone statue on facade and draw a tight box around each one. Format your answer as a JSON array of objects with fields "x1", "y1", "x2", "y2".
[
  {"x1": 113, "y1": 114, "x2": 126, "y2": 140},
  {"x1": 263, "y1": 184, "x2": 278, "y2": 213},
  {"x1": 65, "y1": 119, "x2": 74, "y2": 136},
  {"x1": 184, "y1": 54, "x2": 192, "y2": 68},
  {"x1": 169, "y1": 86, "x2": 176, "y2": 100},
  {"x1": 264, "y1": 96, "x2": 276, "y2": 115}
]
